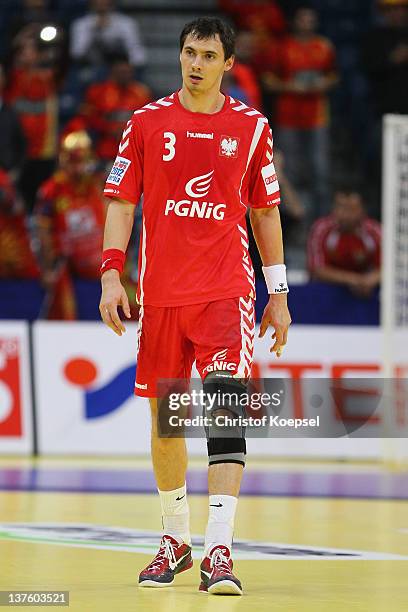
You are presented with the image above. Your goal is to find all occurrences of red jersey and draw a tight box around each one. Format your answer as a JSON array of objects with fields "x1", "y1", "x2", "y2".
[
  {"x1": 308, "y1": 215, "x2": 381, "y2": 274},
  {"x1": 231, "y1": 62, "x2": 262, "y2": 110},
  {"x1": 82, "y1": 79, "x2": 151, "y2": 161},
  {"x1": 104, "y1": 91, "x2": 280, "y2": 307},
  {"x1": 36, "y1": 171, "x2": 106, "y2": 278},
  {"x1": 0, "y1": 214, "x2": 40, "y2": 279},
  {"x1": 219, "y1": 0, "x2": 286, "y2": 35},
  {"x1": 6, "y1": 67, "x2": 57, "y2": 159},
  {"x1": 0, "y1": 169, "x2": 39, "y2": 279},
  {"x1": 273, "y1": 36, "x2": 336, "y2": 129}
]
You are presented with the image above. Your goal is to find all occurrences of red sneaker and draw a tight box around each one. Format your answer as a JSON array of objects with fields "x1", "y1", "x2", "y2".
[
  {"x1": 138, "y1": 535, "x2": 193, "y2": 587},
  {"x1": 199, "y1": 545, "x2": 243, "y2": 595}
]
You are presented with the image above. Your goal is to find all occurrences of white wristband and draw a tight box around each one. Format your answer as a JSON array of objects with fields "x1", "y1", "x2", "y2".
[{"x1": 262, "y1": 264, "x2": 289, "y2": 294}]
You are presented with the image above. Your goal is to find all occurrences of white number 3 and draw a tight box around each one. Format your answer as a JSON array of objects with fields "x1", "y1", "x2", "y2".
[{"x1": 163, "y1": 132, "x2": 176, "y2": 161}]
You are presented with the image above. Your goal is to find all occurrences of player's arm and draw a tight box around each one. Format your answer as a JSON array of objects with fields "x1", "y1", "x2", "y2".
[
  {"x1": 100, "y1": 114, "x2": 143, "y2": 335},
  {"x1": 99, "y1": 198, "x2": 135, "y2": 336},
  {"x1": 250, "y1": 206, "x2": 291, "y2": 356}
]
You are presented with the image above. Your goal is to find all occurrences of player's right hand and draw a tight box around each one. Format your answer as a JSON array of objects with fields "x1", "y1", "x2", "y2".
[{"x1": 99, "y1": 269, "x2": 131, "y2": 336}]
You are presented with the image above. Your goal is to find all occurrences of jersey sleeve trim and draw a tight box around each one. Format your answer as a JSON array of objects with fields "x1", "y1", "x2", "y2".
[
  {"x1": 247, "y1": 117, "x2": 269, "y2": 171},
  {"x1": 245, "y1": 119, "x2": 281, "y2": 209},
  {"x1": 229, "y1": 97, "x2": 265, "y2": 118},
  {"x1": 237, "y1": 116, "x2": 270, "y2": 210},
  {"x1": 103, "y1": 115, "x2": 144, "y2": 204},
  {"x1": 132, "y1": 93, "x2": 176, "y2": 115},
  {"x1": 103, "y1": 188, "x2": 139, "y2": 204}
]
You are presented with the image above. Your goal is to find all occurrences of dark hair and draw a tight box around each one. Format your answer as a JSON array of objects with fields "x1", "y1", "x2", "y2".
[
  {"x1": 334, "y1": 184, "x2": 364, "y2": 198},
  {"x1": 106, "y1": 50, "x2": 130, "y2": 66},
  {"x1": 180, "y1": 16, "x2": 235, "y2": 60}
]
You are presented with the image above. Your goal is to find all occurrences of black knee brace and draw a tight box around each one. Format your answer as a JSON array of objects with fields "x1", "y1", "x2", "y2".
[{"x1": 203, "y1": 372, "x2": 247, "y2": 467}]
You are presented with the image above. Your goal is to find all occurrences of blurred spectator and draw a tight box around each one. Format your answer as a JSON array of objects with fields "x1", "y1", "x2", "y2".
[
  {"x1": 227, "y1": 30, "x2": 262, "y2": 109},
  {"x1": 219, "y1": 0, "x2": 286, "y2": 36},
  {"x1": 35, "y1": 131, "x2": 105, "y2": 279},
  {"x1": 34, "y1": 131, "x2": 105, "y2": 318},
  {"x1": 6, "y1": 0, "x2": 66, "y2": 71},
  {"x1": 8, "y1": 0, "x2": 56, "y2": 39},
  {"x1": 308, "y1": 188, "x2": 381, "y2": 298},
  {"x1": 249, "y1": 27, "x2": 280, "y2": 78},
  {"x1": 264, "y1": 7, "x2": 338, "y2": 220},
  {"x1": 70, "y1": 0, "x2": 146, "y2": 72},
  {"x1": 362, "y1": 0, "x2": 408, "y2": 117},
  {"x1": 0, "y1": 65, "x2": 26, "y2": 178},
  {"x1": 6, "y1": 37, "x2": 58, "y2": 212},
  {"x1": 0, "y1": 168, "x2": 39, "y2": 279},
  {"x1": 76, "y1": 53, "x2": 151, "y2": 163},
  {"x1": 220, "y1": 70, "x2": 247, "y2": 107}
]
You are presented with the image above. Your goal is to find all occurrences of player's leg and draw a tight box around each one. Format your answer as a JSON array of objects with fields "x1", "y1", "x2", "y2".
[
  {"x1": 200, "y1": 374, "x2": 247, "y2": 595},
  {"x1": 149, "y1": 397, "x2": 187, "y2": 490},
  {"x1": 190, "y1": 295, "x2": 255, "y2": 595},
  {"x1": 207, "y1": 460, "x2": 243, "y2": 560},
  {"x1": 149, "y1": 396, "x2": 190, "y2": 542},
  {"x1": 135, "y1": 305, "x2": 194, "y2": 587}
]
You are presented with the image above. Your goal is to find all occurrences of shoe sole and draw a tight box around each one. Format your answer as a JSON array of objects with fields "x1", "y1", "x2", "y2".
[
  {"x1": 208, "y1": 579, "x2": 243, "y2": 596},
  {"x1": 138, "y1": 559, "x2": 193, "y2": 588},
  {"x1": 138, "y1": 579, "x2": 173, "y2": 588}
]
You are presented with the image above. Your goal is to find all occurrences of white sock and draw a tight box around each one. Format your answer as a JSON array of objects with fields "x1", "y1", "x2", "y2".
[
  {"x1": 204, "y1": 494, "x2": 238, "y2": 556},
  {"x1": 158, "y1": 482, "x2": 191, "y2": 545}
]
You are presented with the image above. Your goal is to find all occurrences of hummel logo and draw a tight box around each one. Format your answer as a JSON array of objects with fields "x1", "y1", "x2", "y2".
[
  {"x1": 274, "y1": 283, "x2": 288, "y2": 293},
  {"x1": 176, "y1": 495, "x2": 185, "y2": 501},
  {"x1": 187, "y1": 131, "x2": 214, "y2": 139},
  {"x1": 209, "y1": 503, "x2": 223, "y2": 507}
]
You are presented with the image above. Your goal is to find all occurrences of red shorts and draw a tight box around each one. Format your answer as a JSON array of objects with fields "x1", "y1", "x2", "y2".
[{"x1": 134, "y1": 296, "x2": 255, "y2": 398}]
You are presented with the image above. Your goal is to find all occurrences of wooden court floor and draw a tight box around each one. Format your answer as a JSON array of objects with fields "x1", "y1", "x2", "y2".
[{"x1": 0, "y1": 457, "x2": 407, "y2": 611}]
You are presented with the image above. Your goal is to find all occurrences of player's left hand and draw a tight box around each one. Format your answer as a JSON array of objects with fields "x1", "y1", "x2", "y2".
[{"x1": 258, "y1": 294, "x2": 291, "y2": 357}]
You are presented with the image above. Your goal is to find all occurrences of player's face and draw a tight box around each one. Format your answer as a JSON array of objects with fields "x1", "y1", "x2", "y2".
[{"x1": 180, "y1": 34, "x2": 234, "y2": 95}]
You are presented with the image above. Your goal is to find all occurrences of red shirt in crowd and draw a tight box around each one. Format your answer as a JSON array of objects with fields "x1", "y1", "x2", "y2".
[
  {"x1": 308, "y1": 215, "x2": 381, "y2": 274},
  {"x1": 231, "y1": 62, "x2": 262, "y2": 110},
  {"x1": 6, "y1": 67, "x2": 58, "y2": 159},
  {"x1": 273, "y1": 36, "x2": 337, "y2": 129},
  {"x1": 104, "y1": 91, "x2": 280, "y2": 307},
  {"x1": 250, "y1": 35, "x2": 280, "y2": 77},
  {"x1": 36, "y1": 171, "x2": 106, "y2": 278},
  {"x1": 219, "y1": 0, "x2": 286, "y2": 35},
  {"x1": 81, "y1": 79, "x2": 151, "y2": 161},
  {"x1": 0, "y1": 169, "x2": 40, "y2": 278}
]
